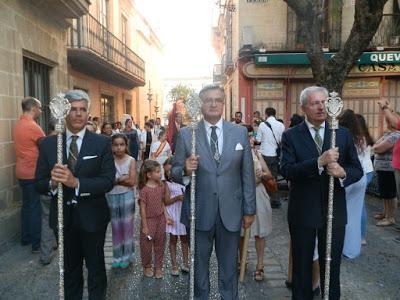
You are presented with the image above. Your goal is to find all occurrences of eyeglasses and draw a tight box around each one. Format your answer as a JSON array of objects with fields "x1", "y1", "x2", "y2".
[{"x1": 203, "y1": 98, "x2": 225, "y2": 105}]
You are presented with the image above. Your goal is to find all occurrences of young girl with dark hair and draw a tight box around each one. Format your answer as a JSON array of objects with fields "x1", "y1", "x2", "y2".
[
  {"x1": 138, "y1": 160, "x2": 172, "y2": 278},
  {"x1": 106, "y1": 134, "x2": 136, "y2": 268}
]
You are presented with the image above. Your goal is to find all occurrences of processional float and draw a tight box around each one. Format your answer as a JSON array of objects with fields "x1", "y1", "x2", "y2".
[
  {"x1": 49, "y1": 94, "x2": 71, "y2": 300},
  {"x1": 323, "y1": 91, "x2": 343, "y2": 300},
  {"x1": 184, "y1": 93, "x2": 203, "y2": 300}
]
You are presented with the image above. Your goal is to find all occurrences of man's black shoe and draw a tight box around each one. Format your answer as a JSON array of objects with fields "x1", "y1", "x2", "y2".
[{"x1": 271, "y1": 200, "x2": 282, "y2": 209}]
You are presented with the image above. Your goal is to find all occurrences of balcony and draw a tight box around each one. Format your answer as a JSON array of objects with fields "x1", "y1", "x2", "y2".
[
  {"x1": 370, "y1": 14, "x2": 400, "y2": 49},
  {"x1": 213, "y1": 64, "x2": 223, "y2": 83},
  {"x1": 286, "y1": 6, "x2": 341, "y2": 51},
  {"x1": 29, "y1": 0, "x2": 90, "y2": 19},
  {"x1": 67, "y1": 14, "x2": 146, "y2": 90}
]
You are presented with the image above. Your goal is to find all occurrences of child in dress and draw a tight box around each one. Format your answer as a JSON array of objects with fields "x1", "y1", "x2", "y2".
[
  {"x1": 163, "y1": 159, "x2": 189, "y2": 276},
  {"x1": 106, "y1": 134, "x2": 137, "y2": 269},
  {"x1": 138, "y1": 160, "x2": 172, "y2": 278}
]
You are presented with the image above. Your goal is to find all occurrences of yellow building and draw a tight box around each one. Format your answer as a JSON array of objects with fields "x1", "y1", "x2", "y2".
[
  {"x1": 213, "y1": 0, "x2": 400, "y2": 138},
  {"x1": 0, "y1": 0, "x2": 163, "y2": 250}
]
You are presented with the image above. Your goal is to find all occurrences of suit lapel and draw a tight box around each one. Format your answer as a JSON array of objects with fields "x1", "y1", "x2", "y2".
[
  {"x1": 62, "y1": 133, "x2": 68, "y2": 165},
  {"x1": 74, "y1": 130, "x2": 92, "y2": 173},
  {"x1": 322, "y1": 123, "x2": 331, "y2": 153},
  {"x1": 197, "y1": 120, "x2": 217, "y2": 170},
  {"x1": 299, "y1": 121, "x2": 320, "y2": 156},
  {"x1": 219, "y1": 121, "x2": 232, "y2": 168}
]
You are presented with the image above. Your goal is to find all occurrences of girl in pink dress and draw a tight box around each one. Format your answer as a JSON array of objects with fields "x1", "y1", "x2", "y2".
[
  {"x1": 163, "y1": 159, "x2": 189, "y2": 276},
  {"x1": 138, "y1": 160, "x2": 172, "y2": 279}
]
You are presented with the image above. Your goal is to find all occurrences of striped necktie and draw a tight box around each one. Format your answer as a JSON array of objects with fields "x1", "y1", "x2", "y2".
[{"x1": 313, "y1": 126, "x2": 323, "y2": 153}]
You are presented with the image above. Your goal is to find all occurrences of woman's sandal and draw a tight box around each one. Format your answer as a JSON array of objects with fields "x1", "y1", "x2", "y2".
[{"x1": 254, "y1": 267, "x2": 264, "y2": 281}]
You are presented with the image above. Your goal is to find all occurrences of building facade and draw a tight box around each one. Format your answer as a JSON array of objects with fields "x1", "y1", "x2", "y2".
[
  {"x1": 0, "y1": 0, "x2": 163, "y2": 250},
  {"x1": 213, "y1": 0, "x2": 400, "y2": 139}
]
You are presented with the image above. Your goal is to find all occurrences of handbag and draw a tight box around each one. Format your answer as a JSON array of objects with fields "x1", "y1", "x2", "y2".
[{"x1": 261, "y1": 176, "x2": 278, "y2": 194}]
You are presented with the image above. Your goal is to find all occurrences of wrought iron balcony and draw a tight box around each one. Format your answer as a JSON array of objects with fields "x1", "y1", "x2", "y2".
[
  {"x1": 370, "y1": 14, "x2": 400, "y2": 49},
  {"x1": 29, "y1": 0, "x2": 90, "y2": 19},
  {"x1": 213, "y1": 64, "x2": 223, "y2": 83},
  {"x1": 67, "y1": 14, "x2": 145, "y2": 89}
]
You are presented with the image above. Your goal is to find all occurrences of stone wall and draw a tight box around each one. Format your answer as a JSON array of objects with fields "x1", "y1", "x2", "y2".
[{"x1": 0, "y1": 0, "x2": 68, "y2": 252}]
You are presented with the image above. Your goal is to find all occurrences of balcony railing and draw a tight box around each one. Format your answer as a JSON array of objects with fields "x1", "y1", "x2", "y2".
[
  {"x1": 286, "y1": 6, "x2": 341, "y2": 51},
  {"x1": 370, "y1": 14, "x2": 400, "y2": 48},
  {"x1": 213, "y1": 64, "x2": 223, "y2": 83},
  {"x1": 67, "y1": 14, "x2": 145, "y2": 89}
]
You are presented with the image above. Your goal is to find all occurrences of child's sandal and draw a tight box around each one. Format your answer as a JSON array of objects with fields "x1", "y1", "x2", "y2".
[
  {"x1": 254, "y1": 267, "x2": 264, "y2": 281},
  {"x1": 144, "y1": 268, "x2": 153, "y2": 278}
]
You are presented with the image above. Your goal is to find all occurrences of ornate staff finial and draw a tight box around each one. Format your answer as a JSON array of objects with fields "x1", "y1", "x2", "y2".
[
  {"x1": 325, "y1": 91, "x2": 343, "y2": 130},
  {"x1": 185, "y1": 92, "x2": 203, "y2": 129}
]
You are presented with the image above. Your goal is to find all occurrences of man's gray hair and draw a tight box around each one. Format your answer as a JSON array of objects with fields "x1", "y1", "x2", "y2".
[
  {"x1": 299, "y1": 86, "x2": 328, "y2": 106},
  {"x1": 199, "y1": 84, "x2": 225, "y2": 101},
  {"x1": 64, "y1": 89, "x2": 91, "y2": 109},
  {"x1": 21, "y1": 97, "x2": 41, "y2": 112}
]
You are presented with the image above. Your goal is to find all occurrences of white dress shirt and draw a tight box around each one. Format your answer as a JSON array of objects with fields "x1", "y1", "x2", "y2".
[
  {"x1": 66, "y1": 127, "x2": 86, "y2": 158},
  {"x1": 204, "y1": 118, "x2": 224, "y2": 155},
  {"x1": 305, "y1": 119, "x2": 325, "y2": 148},
  {"x1": 256, "y1": 116, "x2": 285, "y2": 157}
]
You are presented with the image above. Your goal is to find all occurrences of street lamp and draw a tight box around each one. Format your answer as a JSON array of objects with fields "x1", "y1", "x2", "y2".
[
  {"x1": 147, "y1": 81, "x2": 153, "y2": 119},
  {"x1": 154, "y1": 101, "x2": 159, "y2": 118}
]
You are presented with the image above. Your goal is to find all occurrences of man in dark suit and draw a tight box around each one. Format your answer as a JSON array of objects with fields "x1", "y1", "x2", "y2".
[
  {"x1": 172, "y1": 85, "x2": 256, "y2": 299},
  {"x1": 35, "y1": 90, "x2": 115, "y2": 300},
  {"x1": 280, "y1": 86, "x2": 363, "y2": 300}
]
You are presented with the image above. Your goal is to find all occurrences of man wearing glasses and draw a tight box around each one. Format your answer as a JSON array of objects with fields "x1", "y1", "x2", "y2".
[{"x1": 172, "y1": 84, "x2": 256, "y2": 299}]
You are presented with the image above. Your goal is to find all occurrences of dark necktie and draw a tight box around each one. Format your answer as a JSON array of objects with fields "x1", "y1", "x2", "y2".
[
  {"x1": 210, "y1": 126, "x2": 220, "y2": 164},
  {"x1": 313, "y1": 126, "x2": 323, "y2": 154},
  {"x1": 67, "y1": 135, "x2": 78, "y2": 172}
]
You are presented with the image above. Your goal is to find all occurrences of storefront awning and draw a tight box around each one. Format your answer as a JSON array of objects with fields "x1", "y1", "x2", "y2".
[{"x1": 254, "y1": 52, "x2": 400, "y2": 65}]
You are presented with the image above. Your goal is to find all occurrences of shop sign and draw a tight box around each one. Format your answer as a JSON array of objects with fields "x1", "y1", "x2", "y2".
[{"x1": 255, "y1": 52, "x2": 400, "y2": 65}]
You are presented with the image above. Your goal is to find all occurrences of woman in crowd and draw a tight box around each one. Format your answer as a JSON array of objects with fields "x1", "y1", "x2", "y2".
[
  {"x1": 101, "y1": 122, "x2": 113, "y2": 138},
  {"x1": 372, "y1": 120, "x2": 400, "y2": 226},
  {"x1": 239, "y1": 125, "x2": 272, "y2": 281},
  {"x1": 355, "y1": 114, "x2": 374, "y2": 244},
  {"x1": 339, "y1": 109, "x2": 368, "y2": 258},
  {"x1": 123, "y1": 117, "x2": 140, "y2": 161}
]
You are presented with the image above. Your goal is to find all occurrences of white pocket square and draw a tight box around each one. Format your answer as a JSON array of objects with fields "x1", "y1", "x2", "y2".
[
  {"x1": 235, "y1": 143, "x2": 243, "y2": 151},
  {"x1": 80, "y1": 193, "x2": 91, "y2": 197},
  {"x1": 82, "y1": 155, "x2": 98, "y2": 160}
]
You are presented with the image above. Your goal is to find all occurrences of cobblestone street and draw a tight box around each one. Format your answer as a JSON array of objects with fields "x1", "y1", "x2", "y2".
[{"x1": 0, "y1": 193, "x2": 399, "y2": 299}]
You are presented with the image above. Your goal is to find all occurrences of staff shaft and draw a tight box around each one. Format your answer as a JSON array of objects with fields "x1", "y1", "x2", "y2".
[{"x1": 189, "y1": 126, "x2": 197, "y2": 300}]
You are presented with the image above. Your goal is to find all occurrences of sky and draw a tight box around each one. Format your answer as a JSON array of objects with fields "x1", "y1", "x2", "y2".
[{"x1": 135, "y1": 0, "x2": 218, "y2": 79}]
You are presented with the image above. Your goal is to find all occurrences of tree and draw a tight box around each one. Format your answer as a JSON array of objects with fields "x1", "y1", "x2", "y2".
[
  {"x1": 284, "y1": 0, "x2": 389, "y2": 94},
  {"x1": 168, "y1": 84, "x2": 195, "y2": 102}
]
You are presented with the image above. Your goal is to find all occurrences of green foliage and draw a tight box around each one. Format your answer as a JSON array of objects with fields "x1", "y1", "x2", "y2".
[{"x1": 168, "y1": 84, "x2": 195, "y2": 102}]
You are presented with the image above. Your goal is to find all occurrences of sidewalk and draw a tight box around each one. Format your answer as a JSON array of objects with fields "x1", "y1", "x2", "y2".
[{"x1": 0, "y1": 193, "x2": 399, "y2": 299}]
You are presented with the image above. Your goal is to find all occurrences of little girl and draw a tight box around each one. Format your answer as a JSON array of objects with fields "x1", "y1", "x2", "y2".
[
  {"x1": 163, "y1": 159, "x2": 189, "y2": 276},
  {"x1": 138, "y1": 160, "x2": 172, "y2": 278},
  {"x1": 106, "y1": 134, "x2": 136, "y2": 269}
]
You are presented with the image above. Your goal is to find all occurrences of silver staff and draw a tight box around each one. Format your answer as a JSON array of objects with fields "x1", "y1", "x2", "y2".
[
  {"x1": 184, "y1": 93, "x2": 203, "y2": 300},
  {"x1": 323, "y1": 91, "x2": 343, "y2": 300},
  {"x1": 49, "y1": 94, "x2": 71, "y2": 299}
]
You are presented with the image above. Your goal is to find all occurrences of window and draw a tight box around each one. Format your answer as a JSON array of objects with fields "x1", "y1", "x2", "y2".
[
  {"x1": 125, "y1": 99, "x2": 132, "y2": 114},
  {"x1": 23, "y1": 57, "x2": 50, "y2": 132},
  {"x1": 101, "y1": 94, "x2": 114, "y2": 123},
  {"x1": 99, "y1": 0, "x2": 108, "y2": 28},
  {"x1": 121, "y1": 15, "x2": 127, "y2": 45}
]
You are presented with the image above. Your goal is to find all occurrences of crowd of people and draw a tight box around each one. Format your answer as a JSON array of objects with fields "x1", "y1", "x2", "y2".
[{"x1": 11, "y1": 85, "x2": 400, "y2": 300}]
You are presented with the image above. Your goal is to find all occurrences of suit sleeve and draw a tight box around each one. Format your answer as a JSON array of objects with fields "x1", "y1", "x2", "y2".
[
  {"x1": 342, "y1": 131, "x2": 363, "y2": 187},
  {"x1": 78, "y1": 139, "x2": 116, "y2": 195},
  {"x1": 35, "y1": 140, "x2": 52, "y2": 195},
  {"x1": 171, "y1": 130, "x2": 187, "y2": 185},
  {"x1": 241, "y1": 128, "x2": 256, "y2": 216},
  {"x1": 280, "y1": 131, "x2": 320, "y2": 180}
]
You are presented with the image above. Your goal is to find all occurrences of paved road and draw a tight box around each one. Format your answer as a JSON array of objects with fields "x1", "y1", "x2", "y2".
[{"x1": 0, "y1": 192, "x2": 399, "y2": 299}]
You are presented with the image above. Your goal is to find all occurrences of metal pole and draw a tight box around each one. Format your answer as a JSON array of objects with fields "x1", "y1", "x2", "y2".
[
  {"x1": 184, "y1": 93, "x2": 203, "y2": 300},
  {"x1": 323, "y1": 92, "x2": 343, "y2": 300},
  {"x1": 49, "y1": 94, "x2": 71, "y2": 300},
  {"x1": 189, "y1": 125, "x2": 197, "y2": 300}
]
